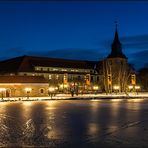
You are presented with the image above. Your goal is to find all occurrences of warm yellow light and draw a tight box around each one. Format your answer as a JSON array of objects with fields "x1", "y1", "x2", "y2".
[
  {"x1": 0, "y1": 88, "x2": 6, "y2": 92},
  {"x1": 59, "y1": 84, "x2": 68, "y2": 89},
  {"x1": 128, "y1": 85, "x2": 133, "y2": 89},
  {"x1": 55, "y1": 87, "x2": 58, "y2": 90},
  {"x1": 93, "y1": 86, "x2": 99, "y2": 90},
  {"x1": 48, "y1": 87, "x2": 55, "y2": 92},
  {"x1": 25, "y1": 88, "x2": 32, "y2": 92},
  {"x1": 111, "y1": 99, "x2": 123, "y2": 102},
  {"x1": 135, "y1": 86, "x2": 140, "y2": 89},
  {"x1": 23, "y1": 101, "x2": 32, "y2": 106},
  {"x1": 63, "y1": 84, "x2": 68, "y2": 88},
  {"x1": 113, "y1": 86, "x2": 120, "y2": 90},
  {"x1": 91, "y1": 100, "x2": 101, "y2": 102},
  {"x1": 59, "y1": 84, "x2": 63, "y2": 88}
]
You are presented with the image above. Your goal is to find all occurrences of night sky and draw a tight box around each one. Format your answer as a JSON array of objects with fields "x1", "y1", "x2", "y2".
[{"x1": 0, "y1": 1, "x2": 148, "y2": 69}]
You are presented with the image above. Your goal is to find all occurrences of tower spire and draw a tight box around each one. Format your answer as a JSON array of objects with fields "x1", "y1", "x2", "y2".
[
  {"x1": 107, "y1": 22, "x2": 127, "y2": 59},
  {"x1": 113, "y1": 21, "x2": 120, "y2": 43}
]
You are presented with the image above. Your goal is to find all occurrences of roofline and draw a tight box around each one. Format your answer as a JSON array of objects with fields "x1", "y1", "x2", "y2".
[{"x1": 1, "y1": 55, "x2": 98, "y2": 63}]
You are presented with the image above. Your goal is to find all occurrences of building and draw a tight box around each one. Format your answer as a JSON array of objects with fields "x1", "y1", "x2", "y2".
[
  {"x1": 0, "y1": 56, "x2": 101, "y2": 97},
  {"x1": 103, "y1": 23, "x2": 133, "y2": 93},
  {"x1": 0, "y1": 75, "x2": 49, "y2": 98},
  {"x1": 0, "y1": 23, "x2": 134, "y2": 97}
]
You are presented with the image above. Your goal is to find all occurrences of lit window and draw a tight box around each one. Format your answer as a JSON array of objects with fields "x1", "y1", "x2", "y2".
[
  {"x1": 49, "y1": 75, "x2": 52, "y2": 79},
  {"x1": 35, "y1": 67, "x2": 41, "y2": 71},
  {"x1": 56, "y1": 75, "x2": 59, "y2": 79},
  {"x1": 43, "y1": 67, "x2": 48, "y2": 71},
  {"x1": 61, "y1": 69, "x2": 67, "y2": 71},
  {"x1": 52, "y1": 68, "x2": 58, "y2": 71}
]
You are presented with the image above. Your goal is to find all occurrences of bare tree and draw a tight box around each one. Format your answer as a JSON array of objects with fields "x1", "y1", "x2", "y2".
[{"x1": 102, "y1": 58, "x2": 133, "y2": 93}]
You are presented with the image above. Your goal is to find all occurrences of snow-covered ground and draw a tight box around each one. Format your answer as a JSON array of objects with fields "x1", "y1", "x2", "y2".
[{"x1": 1, "y1": 92, "x2": 148, "y2": 101}]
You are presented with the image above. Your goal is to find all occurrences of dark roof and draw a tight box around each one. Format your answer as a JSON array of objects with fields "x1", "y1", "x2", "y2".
[
  {"x1": 107, "y1": 52, "x2": 127, "y2": 59},
  {"x1": 0, "y1": 55, "x2": 98, "y2": 73},
  {"x1": 0, "y1": 76, "x2": 48, "y2": 83}
]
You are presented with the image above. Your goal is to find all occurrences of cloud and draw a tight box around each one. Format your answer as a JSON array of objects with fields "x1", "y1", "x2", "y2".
[
  {"x1": 128, "y1": 50, "x2": 148, "y2": 69},
  {"x1": 120, "y1": 34, "x2": 148, "y2": 69},
  {"x1": 121, "y1": 35, "x2": 148, "y2": 42},
  {"x1": 121, "y1": 34, "x2": 148, "y2": 50}
]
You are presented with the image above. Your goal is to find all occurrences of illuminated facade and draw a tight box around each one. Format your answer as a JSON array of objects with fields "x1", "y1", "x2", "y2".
[
  {"x1": 0, "y1": 56, "x2": 101, "y2": 96},
  {"x1": 0, "y1": 76, "x2": 49, "y2": 98},
  {"x1": 0, "y1": 24, "x2": 134, "y2": 97}
]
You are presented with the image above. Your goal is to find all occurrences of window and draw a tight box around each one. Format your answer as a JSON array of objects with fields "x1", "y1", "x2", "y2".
[
  {"x1": 49, "y1": 75, "x2": 52, "y2": 79},
  {"x1": 35, "y1": 67, "x2": 41, "y2": 71},
  {"x1": 52, "y1": 68, "x2": 58, "y2": 71},
  {"x1": 43, "y1": 67, "x2": 48, "y2": 71},
  {"x1": 61, "y1": 69, "x2": 67, "y2": 71},
  {"x1": 56, "y1": 75, "x2": 59, "y2": 79},
  {"x1": 40, "y1": 88, "x2": 44, "y2": 94}
]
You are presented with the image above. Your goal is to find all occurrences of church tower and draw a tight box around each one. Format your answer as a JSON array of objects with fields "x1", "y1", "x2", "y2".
[
  {"x1": 108, "y1": 22, "x2": 127, "y2": 59},
  {"x1": 103, "y1": 22, "x2": 130, "y2": 93}
]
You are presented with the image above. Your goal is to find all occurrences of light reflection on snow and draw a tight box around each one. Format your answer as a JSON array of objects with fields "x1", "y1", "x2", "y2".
[{"x1": 22, "y1": 101, "x2": 32, "y2": 106}]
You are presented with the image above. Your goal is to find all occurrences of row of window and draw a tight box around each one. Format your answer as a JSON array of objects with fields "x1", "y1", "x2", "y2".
[
  {"x1": 20, "y1": 73, "x2": 99, "y2": 82},
  {"x1": 34, "y1": 66, "x2": 91, "y2": 73}
]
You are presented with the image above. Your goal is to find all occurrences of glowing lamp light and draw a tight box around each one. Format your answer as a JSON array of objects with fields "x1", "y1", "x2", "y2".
[
  {"x1": 128, "y1": 86, "x2": 133, "y2": 89},
  {"x1": 113, "y1": 86, "x2": 120, "y2": 90},
  {"x1": 59, "y1": 84, "x2": 63, "y2": 88},
  {"x1": 25, "y1": 88, "x2": 32, "y2": 92},
  {"x1": 63, "y1": 84, "x2": 68, "y2": 88},
  {"x1": 0, "y1": 88, "x2": 6, "y2": 92},
  {"x1": 48, "y1": 87, "x2": 55, "y2": 92},
  {"x1": 59, "y1": 84, "x2": 68, "y2": 88},
  {"x1": 55, "y1": 87, "x2": 58, "y2": 90},
  {"x1": 135, "y1": 86, "x2": 140, "y2": 89},
  {"x1": 93, "y1": 86, "x2": 99, "y2": 90}
]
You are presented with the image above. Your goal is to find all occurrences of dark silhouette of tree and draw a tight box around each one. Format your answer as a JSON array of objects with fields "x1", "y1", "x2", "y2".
[{"x1": 138, "y1": 67, "x2": 148, "y2": 91}]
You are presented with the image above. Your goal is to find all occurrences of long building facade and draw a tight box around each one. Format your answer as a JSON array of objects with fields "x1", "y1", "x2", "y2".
[{"x1": 0, "y1": 25, "x2": 135, "y2": 97}]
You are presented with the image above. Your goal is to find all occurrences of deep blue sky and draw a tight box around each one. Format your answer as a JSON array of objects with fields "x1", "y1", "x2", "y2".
[{"x1": 0, "y1": 1, "x2": 148, "y2": 69}]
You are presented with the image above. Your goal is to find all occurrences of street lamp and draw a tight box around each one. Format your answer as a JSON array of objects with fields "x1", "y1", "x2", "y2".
[
  {"x1": 25, "y1": 88, "x2": 32, "y2": 100},
  {"x1": 93, "y1": 86, "x2": 99, "y2": 94},
  {"x1": 128, "y1": 85, "x2": 133, "y2": 89},
  {"x1": 113, "y1": 85, "x2": 120, "y2": 94},
  {"x1": 135, "y1": 86, "x2": 140, "y2": 95},
  {"x1": 48, "y1": 87, "x2": 55, "y2": 99},
  {"x1": 0, "y1": 88, "x2": 6, "y2": 101}
]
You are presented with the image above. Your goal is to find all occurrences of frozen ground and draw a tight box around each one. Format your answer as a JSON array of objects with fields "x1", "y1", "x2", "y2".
[
  {"x1": 0, "y1": 99, "x2": 148, "y2": 147},
  {"x1": 1, "y1": 92, "x2": 148, "y2": 101}
]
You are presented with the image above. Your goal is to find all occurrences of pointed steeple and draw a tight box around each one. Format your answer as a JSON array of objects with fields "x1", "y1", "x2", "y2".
[
  {"x1": 108, "y1": 21, "x2": 127, "y2": 59},
  {"x1": 113, "y1": 21, "x2": 120, "y2": 43}
]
